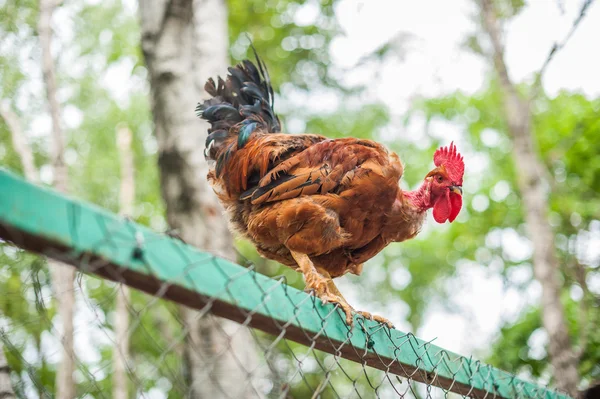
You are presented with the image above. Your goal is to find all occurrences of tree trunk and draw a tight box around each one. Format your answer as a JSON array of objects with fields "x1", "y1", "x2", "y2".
[
  {"x1": 479, "y1": 1, "x2": 579, "y2": 396},
  {"x1": 38, "y1": 0, "x2": 76, "y2": 397},
  {"x1": 0, "y1": 346, "x2": 16, "y2": 399},
  {"x1": 138, "y1": 1, "x2": 260, "y2": 397},
  {"x1": 0, "y1": 104, "x2": 39, "y2": 182},
  {"x1": 113, "y1": 125, "x2": 135, "y2": 399}
]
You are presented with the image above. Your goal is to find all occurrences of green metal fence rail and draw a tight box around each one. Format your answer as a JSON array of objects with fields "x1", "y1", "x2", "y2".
[{"x1": 0, "y1": 168, "x2": 571, "y2": 399}]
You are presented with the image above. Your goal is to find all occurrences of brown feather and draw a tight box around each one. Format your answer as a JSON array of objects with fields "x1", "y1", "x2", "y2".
[{"x1": 207, "y1": 134, "x2": 411, "y2": 278}]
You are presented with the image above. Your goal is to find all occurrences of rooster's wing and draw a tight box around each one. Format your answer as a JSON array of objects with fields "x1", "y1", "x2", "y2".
[{"x1": 241, "y1": 137, "x2": 402, "y2": 205}]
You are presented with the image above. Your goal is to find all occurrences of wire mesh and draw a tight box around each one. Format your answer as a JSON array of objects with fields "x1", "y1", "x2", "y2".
[{"x1": 0, "y1": 169, "x2": 572, "y2": 399}]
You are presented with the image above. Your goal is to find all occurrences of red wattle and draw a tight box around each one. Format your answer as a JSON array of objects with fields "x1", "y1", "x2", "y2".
[
  {"x1": 448, "y1": 192, "x2": 462, "y2": 222},
  {"x1": 433, "y1": 192, "x2": 450, "y2": 223},
  {"x1": 433, "y1": 191, "x2": 462, "y2": 223}
]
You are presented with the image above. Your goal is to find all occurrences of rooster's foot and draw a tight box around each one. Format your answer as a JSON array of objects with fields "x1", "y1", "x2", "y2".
[
  {"x1": 356, "y1": 310, "x2": 395, "y2": 329},
  {"x1": 290, "y1": 250, "x2": 360, "y2": 327},
  {"x1": 318, "y1": 293, "x2": 355, "y2": 326},
  {"x1": 302, "y1": 273, "x2": 354, "y2": 325},
  {"x1": 303, "y1": 270, "x2": 329, "y2": 298}
]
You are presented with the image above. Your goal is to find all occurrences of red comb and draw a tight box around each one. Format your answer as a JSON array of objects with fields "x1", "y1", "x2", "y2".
[{"x1": 434, "y1": 142, "x2": 464, "y2": 184}]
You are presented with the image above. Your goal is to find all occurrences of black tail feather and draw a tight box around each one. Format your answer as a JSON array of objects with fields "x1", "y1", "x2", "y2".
[{"x1": 196, "y1": 45, "x2": 281, "y2": 168}]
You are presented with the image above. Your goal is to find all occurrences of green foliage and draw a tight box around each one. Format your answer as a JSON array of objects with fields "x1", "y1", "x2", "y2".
[
  {"x1": 534, "y1": 93, "x2": 600, "y2": 222},
  {"x1": 487, "y1": 307, "x2": 546, "y2": 377},
  {"x1": 0, "y1": 246, "x2": 57, "y2": 396},
  {"x1": 491, "y1": 0, "x2": 526, "y2": 19},
  {"x1": 489, "y1": 299, "x2": 600, "y2": 382},
  {"x1": 228, "y1": 0, "x2": 341, "y2": 91},
  {"x1": 0, "y1": 0, "x2": 165, "y2": 395},
  {"x1": 306, "y1": 104, "x2": 389, "y2": 138},
  {"x1": 414, "y1": 80, "x2": 600, "y2": 385}
]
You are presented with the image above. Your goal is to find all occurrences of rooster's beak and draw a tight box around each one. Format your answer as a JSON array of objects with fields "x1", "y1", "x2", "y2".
[{"x1": 450, "y1": 185, "x2": 463, "y2": 195}]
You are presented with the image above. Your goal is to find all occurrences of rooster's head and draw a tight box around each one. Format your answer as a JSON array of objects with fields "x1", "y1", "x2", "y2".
[{"x1": 426, "y1": 142, "x2": 464, "y2": 223}]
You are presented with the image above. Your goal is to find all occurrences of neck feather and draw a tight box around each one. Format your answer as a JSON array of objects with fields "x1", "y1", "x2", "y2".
[
  {"x1": 403, "y1": 180, "x2": 432, "y2": 212},
  {"x1": 383, "y1": 180, "x2": 431, "y2": 242}
]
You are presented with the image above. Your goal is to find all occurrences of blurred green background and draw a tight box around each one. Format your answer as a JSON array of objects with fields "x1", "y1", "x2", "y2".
[{"x1": 0, "y1": 0, "x2": 599, "y2": 397}]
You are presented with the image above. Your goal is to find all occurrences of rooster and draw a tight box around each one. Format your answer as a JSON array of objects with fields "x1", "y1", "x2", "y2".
[{"x1": 196, "y1": 51, "x2": 464, "y2": 328}]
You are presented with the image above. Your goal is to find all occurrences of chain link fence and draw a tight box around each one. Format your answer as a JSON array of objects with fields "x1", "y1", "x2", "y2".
[{"x1": 0, "y1": 169, "x2": 571, "y2": 399}]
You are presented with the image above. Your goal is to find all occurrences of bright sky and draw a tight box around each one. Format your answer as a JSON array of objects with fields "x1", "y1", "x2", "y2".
[{"x1": 332, "y1": 0, "x2": 600, "y2": 101}]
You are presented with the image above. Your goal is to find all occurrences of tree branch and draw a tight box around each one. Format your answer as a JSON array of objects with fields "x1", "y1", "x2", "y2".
[
  {"x1": 569, "y1": 257, "x2": 592, "y2": 361},
  {"x1": 113, "y1": 125, "x2": 135, "y2": 399},
  {"x1": 38, "y1": 1, "x2": 76, "y2": 398},
  {"x1": 480, "y1": 0, "x2": 515, "y2": 101},
  {"x1": 117, "y1": 125, "x2": 135, "y2": 216},
  {"x1": 479, "y1": 1, "x2": 580, "y2": 396},
  {"x1": 532, "y1": 0, "x2": 596, "y2": 99},
  {"x1": 0, "y1": 345, "x2": 16, "y2": 399},
  {"x1": 0, "y1": 102, "x2": 39, "y2": 183},
  {"x1": 39, "y1": 0, "x2": 67, "y2": 192}
]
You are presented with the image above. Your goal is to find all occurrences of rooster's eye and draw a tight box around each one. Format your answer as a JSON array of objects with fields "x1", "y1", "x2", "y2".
[{"x1": 437, "y1": 175, "x2": 444, "y2": 183}]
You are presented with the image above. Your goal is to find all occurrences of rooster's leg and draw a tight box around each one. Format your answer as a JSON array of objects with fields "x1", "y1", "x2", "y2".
[
  {"x1": 290, "y1": 251, "x2": 354, "y2": 325},
  {"x1": 315, "y1": 266, "x2": 358, "y2": 327},
  {"x1": 315, "y1": 268, "x2": 349, "y2": 302},
  {"x1": 290, "y1": 251, "x2": 328, "y2": 296},
  {"x1": 317, "y1": 267, "x2": 395, "y2": 329}
]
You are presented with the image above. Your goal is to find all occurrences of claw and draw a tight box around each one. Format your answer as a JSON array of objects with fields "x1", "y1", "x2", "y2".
[
  {"x1": 357, "y1": 310, "x2": 374, "y2": 321},
  {"x1": 357, "y1": 310, "x2": 395, "y2": 329},
  {"x1": 313, "y1": 292, "x2": 355, "y2": 326}
]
